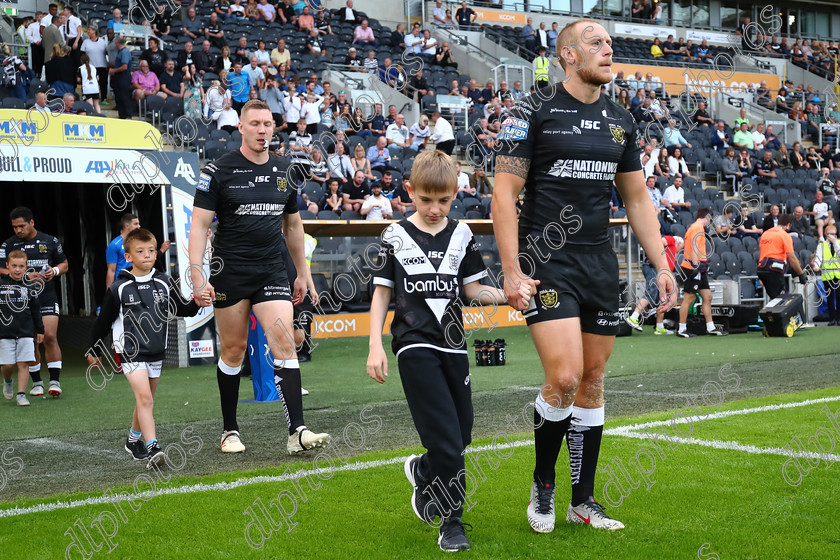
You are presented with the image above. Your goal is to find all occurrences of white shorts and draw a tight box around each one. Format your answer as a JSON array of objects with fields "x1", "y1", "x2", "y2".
[
  {"x1": 121, "y1": 360, "x2": 163, "y2": 378},
  {"x1": 0, "y1": 338, "x2": 35, "y2": 364}
]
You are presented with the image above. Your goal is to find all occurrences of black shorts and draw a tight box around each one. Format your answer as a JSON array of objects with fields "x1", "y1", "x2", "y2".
[
  {"x1": 210, "y1": 261, "x2": 292, "y2": 308},
  {"x1": 757, "y1": 270, "x2": 786, "y2": 299},
  {"x1": 37, "y1": 293, "x2": 59, "y2": 317},
  {"x1": 679, "y1": 267, "x2": 710, "y2": 294},
  {"x1": 521, "y1": 242, "x2": 620, "y2": 335}
]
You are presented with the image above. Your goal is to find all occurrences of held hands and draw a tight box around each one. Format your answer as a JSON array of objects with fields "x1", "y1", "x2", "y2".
[
  {"x1": 36, "y1": 334, "x2": 44, "y2": 344},
  {"x1": 504, "y1": 273, "x2": 539, "y2": 311},
  {"x1": 366, "y1": 345, "x2": 388, "y2": 383}
]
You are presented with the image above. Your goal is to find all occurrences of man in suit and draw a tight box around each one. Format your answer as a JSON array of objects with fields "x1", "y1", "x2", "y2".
[
  {"x1": 41, "y1": 13, "x2": 65, "y2": 64},
  {"x1": 194, "y1": 40, "x2": 216, "y2": 77},
  {"x1": 762, "y1": 205, "x2": 781, "y2": 231}
]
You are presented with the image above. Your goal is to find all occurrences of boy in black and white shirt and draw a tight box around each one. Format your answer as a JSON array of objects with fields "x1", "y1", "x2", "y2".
[
  {"x1": 1, "y1": 250, "x2": 43, "y2": 406},
  {"x1": 366, "y1": 150, "x2": 531, "y2": 552},
  {"x1": 88, "y1": 229, "x2": 204, "y2": 468}
]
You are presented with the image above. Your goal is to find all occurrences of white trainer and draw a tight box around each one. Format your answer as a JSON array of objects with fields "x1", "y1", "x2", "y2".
[
  {"x1": 526, "y1": 480, "x2": 556, "y2": 533},
  {"x1": 221, "y1": 430, "x2": 246, "y2": 453},
  {"x1": 287, "y1": 426, "x2": 331, "y2": 454},
  {"x1": 29, "y1": 383, "x2": 44, "y2": 396},
  {"x1": 566, "y1": 498, "x2": 625, "y2": 530}
]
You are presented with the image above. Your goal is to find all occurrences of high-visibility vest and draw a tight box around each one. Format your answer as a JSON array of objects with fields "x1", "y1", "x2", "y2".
[
  {"x1": 304, "y1": 233, "x2": 317, "y2": 267},
  {"x1": 820, "y1": 240, "x2": 840, "y2": 281},
  {"x1": 534, "y1": 56, "x2": 549, "y2": 81},
  {"x1": 16, "y1": 25, "x2": 28, "y2": 57}
]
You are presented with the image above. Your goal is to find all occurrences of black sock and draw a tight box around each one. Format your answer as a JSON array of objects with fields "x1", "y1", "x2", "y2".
[
  {"x1": 569, "y1": 407, "x2": 605, "y2": 507},
  {"x1": 533, "y1": 408, "x2": 572, "y2": 485},
  {"x1": 274, "y1": 362, "x2": 305, "y2": 435},
  {"x1": 216, "y1": 367, "x2": 240, "y2": 432},
  {"x1": 29, "y1": 368, "x2": 42, "y2": 384},
  {"x1": 48, "y1": 368, "x2": 60, "y2": 382}
]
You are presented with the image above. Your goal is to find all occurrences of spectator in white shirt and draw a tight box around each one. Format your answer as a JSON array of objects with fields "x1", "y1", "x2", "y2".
[
  {"x1": 404, "y1": 25, "x2": 423, "y2": 54},
  {"x1": 361, "y1": 182, "x2": 393, "y2": 220},
  {"x1": 433, "y1": 0, "x2": 447, "y2": 25},
  {"x1": 663, "y1": 119, "x2": 692, "y2": 149},
  {"x1": 385, "y1": 113, "x2": 413, "y2": 156},
  {"x1": 668, "y1": 147, "x2": 691, "y2": 177},
  {"x1": 429, "y1": 111, "x2": 455, "y2": 155},
  {"x1": 752, "y1": 123, "x2": 767, "y2": 151},
  {"x1": 408, "y1": 115, "x2": 431, "y2": 151},
  {"x1": 662, "y1": 176, "x2": 692, "y2": 212},
  {"x1": 204, "y1": 76, "x2": 231, "y2": 119},
  {"x1": 244, "y1": 57, "x2": 265, "y2": 91},
  {"x1": 216, "y1": 98, "x2": 240, "y2": 133},
  {"x1": 33, "y1": 91, "x2": 50, "y2": 112},
  {"x1": 300, "y1": 91, "x2": 325, "y2": 134},
  {"x1": 420, "y1": 30, "x2": 438, "y2": 62},
  {"x1": 327, "y1": 142, "x2": 355, "y2": 185},
  {"x1": 455, "y1": 162, "x2": 473, "y2": 199}
]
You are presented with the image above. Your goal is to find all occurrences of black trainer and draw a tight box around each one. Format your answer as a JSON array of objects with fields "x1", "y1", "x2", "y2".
[
  {"x1": 146, "y1": 443, "x2": 165, "y2": 470},
  {"x1": 438, "y1": 517, "x2": 472, "y2": 552},
  {"x1": 676, "y1": 330, "x2": 697, "y2": 338},
  {"x1": 404, "y1": 454, "x2": 439, "y2": 524},
  {"x1": 707, "y1": 327, "x2": 728, "y2": 336},
  {"x1": 125, "y1": 439, "x2": 149, "y2": 461}
]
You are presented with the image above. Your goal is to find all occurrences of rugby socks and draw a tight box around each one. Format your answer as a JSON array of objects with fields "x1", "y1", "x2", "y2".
[
  {"x1": 145, "y1": 439, "x2": 158, "y2": 451},
  {"x1": 568, "y1": 405, "x2": 605, "y2": 507},
  {"x1": 128, "y1": 429, "x2": 142, "y2": 444},
  {"x1": 47, "y1": 361, "x2": 61, "y2": 382},
  {"x1": 217, "y1": 360, "x2": 241, "y2": 432},
  {"x1": 533, "y1": 392, "x2": 573, "y2": 484},
  {"x1": 274, "y1": 359, "x2": 305, "y2": 436},
  {"x1": 29, "y1": 365, "x2": 42, "y2": 384}
]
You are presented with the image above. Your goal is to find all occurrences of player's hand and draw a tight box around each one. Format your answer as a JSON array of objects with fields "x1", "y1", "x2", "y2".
[
  {"x1": 306, "y1": 273, "x2": 319, "y2": 306},
  {"x1": 292, "y1": 276, "x2": 307, "y2": 305},
  {"x1": 36, "y1": 334, "x2": 44, "y2": 344},
  {"x1": 366, "y1": 346, "x2": 388, "y2": 383},
  {"x1": 656, "y1": 269, "x2": 678, "y2": 312},
  {"x1": 504, "y1": 271, "x2": 539, "y2": 311},
  {"x1": 193, "y1": 280, "x2": 215, "y2": 307}
]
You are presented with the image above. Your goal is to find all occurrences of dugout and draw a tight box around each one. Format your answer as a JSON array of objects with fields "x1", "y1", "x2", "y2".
[{"x1": 0, "y1": 109, "x2": 212, "y2": 363}]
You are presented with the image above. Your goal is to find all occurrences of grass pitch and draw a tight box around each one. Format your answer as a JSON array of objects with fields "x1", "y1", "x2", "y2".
[{"x1": 1, "y1": 326, "x2": 839, "y2": 559}]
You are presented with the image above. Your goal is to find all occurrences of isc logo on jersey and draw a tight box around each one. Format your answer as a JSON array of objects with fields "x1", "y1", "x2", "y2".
[{"x1": 499, "y1": 117, "x2": 529, "y2": 141}]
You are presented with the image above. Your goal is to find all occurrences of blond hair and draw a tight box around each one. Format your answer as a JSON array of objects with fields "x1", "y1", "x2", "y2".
[
  {"x1": 557, "y1": 18, "x2": 602, "y2": 70},
  {"x1": 409, "y1": 150, "x2": 458, "y2": 195}
]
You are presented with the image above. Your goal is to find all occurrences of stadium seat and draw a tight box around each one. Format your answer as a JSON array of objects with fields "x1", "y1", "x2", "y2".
[
  {"x1": 1, "y1": 98, "x2": 24, "y2": 109},
  {"x1": 343, "y1": 211, "x2": 362, "y2": 220},
  {"x1": 727, "y1": 237, "x2": 745, "y2": 254},
  {"x1": 312, "y1": 274, "x2": 341, "y2": 313},
  {"x1": 461, "y1": 196, "x2": 482, "y2": 212},
  {"x1": 465, "y1": 210, "x2": 483, "y2": 219},
  {"x1": 299, "y1": 210, "x2": 317, "y2": 219}
]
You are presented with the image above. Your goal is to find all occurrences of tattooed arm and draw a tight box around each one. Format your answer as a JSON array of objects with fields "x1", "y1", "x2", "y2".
[{"x1": 492, "y1": 155, "x2": 537, "y2": 310}]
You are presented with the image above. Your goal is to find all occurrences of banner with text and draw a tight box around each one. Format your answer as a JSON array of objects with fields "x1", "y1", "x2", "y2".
[
  {"x1": 612, "y1": 63, "x2": 780, "y2": 97},
  {"x1": 311, "y1": 306, "x2": 527, "y2": 339},
  {"x1": 0, "y1": 109, "x2": 161, "y2": 148}
]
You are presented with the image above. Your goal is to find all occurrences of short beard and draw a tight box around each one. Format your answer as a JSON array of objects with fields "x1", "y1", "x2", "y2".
[{"x1": 576, "y1": 65, "x2": 611, "y2": 87}]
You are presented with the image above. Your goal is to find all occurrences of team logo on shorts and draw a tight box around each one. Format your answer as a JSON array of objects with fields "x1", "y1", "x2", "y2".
[
  {"x1": 609, "y1": 124, "x2": 626, "y2": 144},
  {"x1": 216, "y1": 293, "x2": 226, "y2": 301},
  {"x1": 539, "y1": 289, "x2": 558, "y2": 308},
  {"x1": 39, "y1": 244, "x2": 47, "y2": 253},
  {"x1": 277, "y1": 177, "x2": 287, "y2": 192}
]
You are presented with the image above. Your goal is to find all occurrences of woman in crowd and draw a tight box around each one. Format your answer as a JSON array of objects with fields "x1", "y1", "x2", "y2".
[
  {"x1": 668, "y1": 146, "x2": 691, "y2": 178},
  {"x1": 351, "y1": 143, "x2": 375, "y2": 181}
]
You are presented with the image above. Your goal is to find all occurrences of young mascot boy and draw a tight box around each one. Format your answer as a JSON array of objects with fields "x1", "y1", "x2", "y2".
[
  {"x1": 1, "y1": 250, "x2": 44, "y2": 406},
  {"x1": 367, "y1": 150, "x2": 532, "y2": 552},
  {"x1": 88, "y1": 229, "x2": 205, "y2": 468}
]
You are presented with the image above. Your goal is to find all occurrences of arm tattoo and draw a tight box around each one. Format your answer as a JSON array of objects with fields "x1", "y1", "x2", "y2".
[{"x1": 496, "y1": 155, "x2": 531, "y2": 180}]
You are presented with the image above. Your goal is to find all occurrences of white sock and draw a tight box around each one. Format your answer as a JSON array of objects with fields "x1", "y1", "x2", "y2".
[
  {"x1": 630, "y1": 311, "x2": 640, "y2": 321},
  {"x1": 706, "y1": 321, "x2": 715, "y2": 331},
  {"x1": 678, "y1": 323, "x2": 687, "y2": 333},
  {"x1": 656, "y1": 322, "x2": 664, "y2": 330}
]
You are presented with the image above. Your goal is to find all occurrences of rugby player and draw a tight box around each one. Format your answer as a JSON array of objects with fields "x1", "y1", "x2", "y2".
[
  {"x1": 0, "y1": 207, "x2": 69, "y2": 397},
  {"x1": 189, "y1": 99, "x2": 330, "y2": 454},
  {"x1": 492, "y1": 19, "x2": 676, "y2": 533}
]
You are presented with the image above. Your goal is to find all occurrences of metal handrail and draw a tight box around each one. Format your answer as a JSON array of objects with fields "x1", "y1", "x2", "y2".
[
  {"x1": 434, "y1": 27, "x2": 500, "y2": 66},
  {"x1": 480, "y1": 27, "x2": 538, "y2": 62}
]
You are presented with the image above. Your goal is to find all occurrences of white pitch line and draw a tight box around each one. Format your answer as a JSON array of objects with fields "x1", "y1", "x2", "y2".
[
  {"x1": 4, "y1": 395, "x2": 840, "y2": 519},
  {"x1": 612, "y1": 431, "x2": 840, "y2": 464},
  {"x1": 0, "y1": 439, "x2": 535, "y2": 518},
  {"x1": 20, "y1": 438, "x2": 120, "y2": 457},
  {"x1": 605, "y1": 394, "x2": 840, "y2": 436}
]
